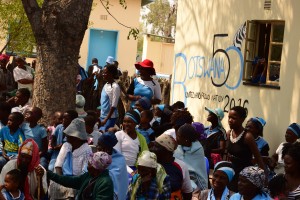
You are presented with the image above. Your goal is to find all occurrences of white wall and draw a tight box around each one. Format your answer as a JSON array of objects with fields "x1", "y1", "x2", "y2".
[{"x1": 172, "y1": 0, "x2": 300, "y2": 153}]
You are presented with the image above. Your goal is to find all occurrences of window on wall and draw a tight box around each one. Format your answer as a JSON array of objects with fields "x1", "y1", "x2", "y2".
[{"x1": 243, "y1": 20, "x2": 285, "y2": 88}]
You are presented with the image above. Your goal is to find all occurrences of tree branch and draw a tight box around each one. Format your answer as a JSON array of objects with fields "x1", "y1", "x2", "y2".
[{"x1": 21, "y1": 0, "x2": 40, "y2": 14}]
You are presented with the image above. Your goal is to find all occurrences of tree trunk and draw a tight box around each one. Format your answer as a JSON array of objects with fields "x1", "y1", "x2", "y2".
[{"x1": 21, "y1": 0, "x2": 93, "y2": 123}]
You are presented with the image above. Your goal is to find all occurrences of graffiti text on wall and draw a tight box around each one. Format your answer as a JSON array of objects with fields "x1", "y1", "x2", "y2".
[
  {"x1": 172, "y1": 34, "x2": 244, "y2": 105},
  {"x1": 185, "y1": 91, "x2": 249, "y2": 113}
]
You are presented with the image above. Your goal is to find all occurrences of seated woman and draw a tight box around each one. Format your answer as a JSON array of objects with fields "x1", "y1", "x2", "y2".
[
  {"x1": 13, "y1": 56, "x2": 34, "y2": 92},
  {"x1": 174, "y1": 124, "x2": 208, "y2": 190},
  {"x1": 197, "y1": 161, "x2": 235, "y2": 199},
  {"x1": 282, "y1": 142, "x2": 300, "y2": 199},
  {"x1": 49, "y1": 118, "x2": 92, "y2": 199},
  {"x1": 269, "y1": 123, "x2": 300, "y2": 174},
  {"x1": 47, "y1": 151, "x2": 114, "y2": 200},
  {"x1": 245, "y1": 117, "x2": 269, "y2": 156},
  {"x1": 114, "y1": 110, "x2": 148, "y2": 169},
  {"x1": 203, "y1": 107, "x2": 226, "y2": 168},
  {"x1": 229, "y1": 166, "x2": 270, "y2": 200},
  {"x1": 127, "y1": 151, "x2": 171, "y2": 199}
]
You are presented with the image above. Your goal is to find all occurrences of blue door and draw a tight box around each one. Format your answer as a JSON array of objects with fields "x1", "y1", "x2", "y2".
[{"x1": 87, "y1": 29, "x2": 118, "y2": 69}]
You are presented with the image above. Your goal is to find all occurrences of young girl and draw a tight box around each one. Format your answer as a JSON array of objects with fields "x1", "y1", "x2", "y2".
[
  {"x1": 0, "y1": 169, "x2": 25, "y2": 200},
  {"x1": 99, "y1": 64, "x2": 121, "y2": 132},
  {"x1": 269, "y1": 173, "x2": 288, "y2": 200}
]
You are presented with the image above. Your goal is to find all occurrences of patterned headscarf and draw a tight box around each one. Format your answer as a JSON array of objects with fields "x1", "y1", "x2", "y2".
[
  {"x1": 155, "y1": 133, "x2": 177, "y2": 152},
  {"x1": 240, "y1": 166, "x2": 265, "y2": 189},
  {"x1": 137, "y1": 150, "x2": 157, "y2": 168},
  {"x1": 88, "y1": 152, "x2": 112, "y2": 171},
  {"x1": 20, "y1": 141, "x2": 33, "y2": 156}
]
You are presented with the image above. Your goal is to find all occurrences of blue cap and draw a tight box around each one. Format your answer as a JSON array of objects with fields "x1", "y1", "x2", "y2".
[{"x1": 288, "y1": 123, "x2": 300, "y2": 138}]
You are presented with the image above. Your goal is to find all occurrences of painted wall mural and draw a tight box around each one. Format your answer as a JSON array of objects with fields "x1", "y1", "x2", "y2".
[{"x1": 172, "y1": 22, "x2": 249, "y2": 112}]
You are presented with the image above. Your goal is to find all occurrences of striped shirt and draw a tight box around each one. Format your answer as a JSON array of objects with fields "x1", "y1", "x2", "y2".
[{"x1": 288, "y1": 185, "x2": 300, "y2": 200}]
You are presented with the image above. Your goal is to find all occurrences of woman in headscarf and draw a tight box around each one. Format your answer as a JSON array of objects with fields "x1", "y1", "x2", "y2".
[
  {"x1": 269, "y1": 123, "x2": 300, "y2": 174},
  {"x1": 47, "y1": 151, "x2": 114, "y2": 200},
  {"x1": 0, "y1": 139, "x2": 47, "y2": 200},
  {"x1": 127, "y1": 59, "x2": 161, "y2": 107},
  {"x1": 114, "y1": 110, "x2": 148, "y2": 169},
  {"x1": 127, "y1": 150, "x2": 171, "y2": 200},
  {"x1": 245, "y1": 117, "x2": 269, "y2": 156},
  {"x1": 97, "y1": 133, "x2": 128, "y2": 200},
  {"x1": 229, "y1": 166, "x2": 270, "y2": 200},
  {"x1": 174, "y1": 123, "x2": 208, "y2": 191},
  {"x1": 149, "y1": 134, "x2": 193, "y2": 200},
  {"x1": 197, "y1": 161, "x2": 235, "y2": 200},
  {"x1": 49, "y1": 118, "x2": 92, "y2": 199}
]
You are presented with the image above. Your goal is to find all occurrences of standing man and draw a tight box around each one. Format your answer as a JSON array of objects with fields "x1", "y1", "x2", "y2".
[{"x1": 0, "y1": 54, "x2": 14, "y2": 101}]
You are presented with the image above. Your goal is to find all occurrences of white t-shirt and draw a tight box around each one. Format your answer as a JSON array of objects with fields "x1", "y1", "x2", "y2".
[
  {"x1": 175, "y1": 158, "x2": 193, "y2": 193},
  {"x1": 276, "y1": 142, "x2": 286, "y2": 164},
  {"x1": 13, "y1": 65, "x2": 34, "y2": 91},
  {"x1": 114, "y1": 130, "x2": 140, "y2": 166}
]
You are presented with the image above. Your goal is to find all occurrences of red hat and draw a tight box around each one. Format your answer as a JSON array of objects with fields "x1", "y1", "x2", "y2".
[{"x1": 135, "y1": 59, "x2": 156, "y2": 75}]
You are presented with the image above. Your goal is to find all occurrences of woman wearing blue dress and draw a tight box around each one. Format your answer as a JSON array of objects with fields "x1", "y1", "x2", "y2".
[{"x1": 127, "y1": 59, "x2": 161, "y2": 107}]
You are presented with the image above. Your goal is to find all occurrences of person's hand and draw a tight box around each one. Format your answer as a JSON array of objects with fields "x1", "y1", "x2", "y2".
[
  {"x1": 35, "y1": 166, "x2": 44, "y2": 177},
  {"x1": 135, "y1": 96, "x2": 142, "y2": 101},
  {"x1": 0, "y1": 184, "x2": 5, "y2": 191},
  {"x1": 101, "y1": 118, "x2": 108, "y2": 126}
]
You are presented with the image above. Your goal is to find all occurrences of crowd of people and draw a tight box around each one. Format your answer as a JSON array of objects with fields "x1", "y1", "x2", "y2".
[{"x1": 0, "y1": 54, "x2": 300, "y2": 200}]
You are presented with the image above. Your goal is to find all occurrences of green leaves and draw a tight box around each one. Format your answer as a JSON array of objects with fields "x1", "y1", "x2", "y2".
[{"x1": 0, "y1": 0, "x2": 43, "y2": 55}]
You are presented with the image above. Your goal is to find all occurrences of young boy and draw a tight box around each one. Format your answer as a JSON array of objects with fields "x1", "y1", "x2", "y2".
[
  {"x1": 48, "y1": 110, "x2": 78, "y2": 171},
  {"x1": 47, "y1": 111, "x2": 63, "y2": 150},
  {"x1": 24, "y1": 107, "x2": 48, "y2": 169},
  {"x1": 136, "y1": 110, "x2": 155, "y2": 144},
  {"x1": 0, "y1": 112, "x2": 25, "y2": 171},
  {"x1": 0, "y1": 169, "x2": 25, "y2": 200},
  {"x1": 84, "y1": 114, "x2": 102, "y2": 146}
]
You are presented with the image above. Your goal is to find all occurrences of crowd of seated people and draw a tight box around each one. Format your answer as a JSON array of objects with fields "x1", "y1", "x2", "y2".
[{"x1": 0, "y1": 56, "x2": 299, "y2": 200}]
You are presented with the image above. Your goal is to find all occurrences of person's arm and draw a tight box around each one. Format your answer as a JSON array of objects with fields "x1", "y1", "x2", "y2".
[
  {"x1": 94, "y1": 176, "x2": 114, "y2": 200},
  {"x1": 0, "y1": 185, "x2": 6, "y2": 200},
  {"x1": 244, "y1": 132, "x2": 265, "y2": 171},
  {"x1": 126, "y1": 79, "x2": 141, "y2": 101},
  {"x1": 101, "y1": 107, "x2": 116, "y2": 126},
  {"x1": 211, "y1": 138, "x2": 226, "y2": 154},
  {"x1": 17, "y1": 79, "x2": 34, "y2": 84},
  {"x1": 151, "y1": 80, "x2": 162, "y2": 105},
  {"x1": 1, "y1": 141, "x2": 9, "y2": 161},
  {"x1": 34, "y1": 165, "x2": 46, "y2": 199},
  {"x1": 40, "y1": 137, "x2": 48, "y2": 156},
  {"x1": 47, "y1": 170, "x2": 85, "y2": 190}
]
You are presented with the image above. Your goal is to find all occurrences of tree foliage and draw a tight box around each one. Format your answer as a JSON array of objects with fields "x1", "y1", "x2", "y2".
[
  {"x1": 142, "y1": 0, "x2": 177, "y2": 38},
  {"x1": 0, "y1": 0, "x2": 42, "y2": 55}
]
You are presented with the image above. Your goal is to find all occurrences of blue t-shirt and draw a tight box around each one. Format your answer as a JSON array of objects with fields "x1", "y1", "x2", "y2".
[
  {"x1": 53, "y1": 124, "x2": 66, "y2": 146},
  {"x1": 30, "y1": 124, "x2": 47, "y2": 151},
  {"x1": 136, "y1": 127, "x2": 154, "y2": 144},
  {"x1": 1, "y1": 188, "x2": 25, "y2": 200},
  {"x1": 0, "y1": 126, "x2": 25, "y2": 156}
]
